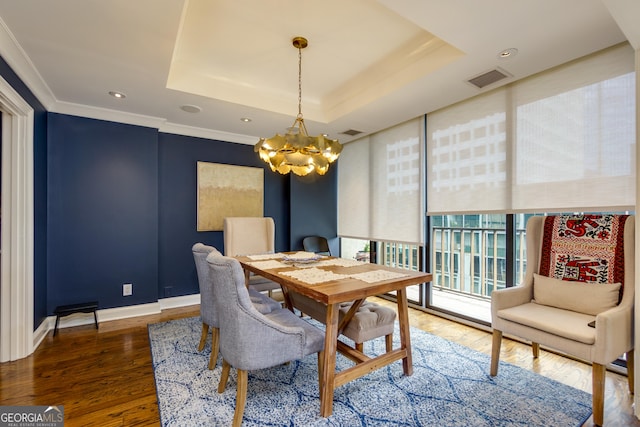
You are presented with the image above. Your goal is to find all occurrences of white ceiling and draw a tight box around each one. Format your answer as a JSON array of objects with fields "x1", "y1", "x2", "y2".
[{"x1": 0, "y1": 0, "x2": 637, "y2": 145}]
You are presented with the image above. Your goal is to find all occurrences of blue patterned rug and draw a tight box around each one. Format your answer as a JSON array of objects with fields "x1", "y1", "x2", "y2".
[{"x1": 148, "y1": 316, "x2": 591, "y2": 426}]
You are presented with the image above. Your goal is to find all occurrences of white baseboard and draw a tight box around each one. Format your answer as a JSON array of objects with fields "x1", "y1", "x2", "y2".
[
  {"x1": 32, "y1": 318, "x2": 51, "y2": 351},
  {"x1": 159, "y1": 293, "x2": 200, "y2": 310},
  {"x1": 32, "y1": 294, "x2": 201, "y2": 349},
  {"x1": 98, "y1": 301, "x2": 162, "y2": 322}
]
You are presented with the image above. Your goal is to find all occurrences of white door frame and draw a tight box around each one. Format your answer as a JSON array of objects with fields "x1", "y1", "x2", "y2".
[{"x1": 0, "y1": 74, "x2": 34, "y2": 362}]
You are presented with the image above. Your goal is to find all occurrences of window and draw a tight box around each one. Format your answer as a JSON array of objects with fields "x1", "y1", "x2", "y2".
[
  {"x1": 427, "y1": 43, "x2": 635, "y2": 216},
  {"x1": 338, "y1": 117, "x2": 424, "y2": 245},
  {"x1": 425, "y1": 43, "x2": 635, "y2": 323}
]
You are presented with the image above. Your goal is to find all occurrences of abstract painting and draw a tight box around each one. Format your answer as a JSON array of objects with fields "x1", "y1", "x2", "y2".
[{"x1": 197, "y1": 162, "x2": 263, "y2": 231}]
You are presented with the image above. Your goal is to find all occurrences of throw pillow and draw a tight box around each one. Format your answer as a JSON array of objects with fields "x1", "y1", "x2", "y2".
[{"x1": 533, "y1": 273, "x2": 621, "y2": 315}]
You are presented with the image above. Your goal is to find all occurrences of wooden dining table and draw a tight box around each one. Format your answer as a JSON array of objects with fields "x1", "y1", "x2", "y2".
[{"x1": 236, "y1": 253, "x2": 433, "y2": 417}]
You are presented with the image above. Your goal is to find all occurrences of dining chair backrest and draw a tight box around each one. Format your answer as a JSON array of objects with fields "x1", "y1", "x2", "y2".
[
  {"x1": 206, "y1": 254, "x2": 323, "y2": 370},
  {"x1": 223, "y1": 217, "x2": 275, "y2": 256},
  {"x1": 223, "y1": 217, "x2": 281, "y2": 294},
  {"x1": 302, "y1": 235, "x2": 331, "y2": 256},
  {"x1": 192, "y1": 242, "x2": 222, "y2": 327}
]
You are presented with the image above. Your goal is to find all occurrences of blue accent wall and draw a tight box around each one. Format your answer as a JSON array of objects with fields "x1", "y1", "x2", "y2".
[
  {"x1": 289, "y1": 166, "x2": 339, "y2": 255},
  {"x1": 157, "y1": 133, "x2": 290, "y2": 298},
  {"x1": 47, "y1": 114, "x2": 159, "y2": 310}
]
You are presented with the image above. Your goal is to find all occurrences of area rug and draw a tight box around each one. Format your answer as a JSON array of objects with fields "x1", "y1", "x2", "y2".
[{"x1": 148, "y1": 316, "x2": 592, "y2": 426}]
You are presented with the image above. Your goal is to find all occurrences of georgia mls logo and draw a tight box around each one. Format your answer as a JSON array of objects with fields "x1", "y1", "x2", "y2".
[
  {"x1": 44, "y1": 406, "x2": 63, "y2": 417},
  {"x1": 0, "y1": 405, "x2": 64, "y2": 426}
]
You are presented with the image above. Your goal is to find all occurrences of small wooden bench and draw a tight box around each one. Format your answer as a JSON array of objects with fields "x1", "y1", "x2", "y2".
[{"x1": 53, "y1": 301, "x2": 99, "y2": 336}]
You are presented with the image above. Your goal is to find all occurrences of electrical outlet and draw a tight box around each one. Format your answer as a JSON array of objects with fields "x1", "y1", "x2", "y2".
[{"x1": 123, "y1": 283, "x2": 133, "y2": 296}]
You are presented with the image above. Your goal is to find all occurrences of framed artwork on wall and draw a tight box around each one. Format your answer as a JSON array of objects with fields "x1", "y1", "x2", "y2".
[{"x1": 196, "y1": 162, "x2": 264, "y2": 231}]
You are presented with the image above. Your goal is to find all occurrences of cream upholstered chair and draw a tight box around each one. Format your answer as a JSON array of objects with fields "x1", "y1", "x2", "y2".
[
  {"x1": 207, "y1": 254, "x2": 324, "y2": 427},
  {"x1": 491, "y1": 215, "x2": 634, "y2": 426},
  {"x1": 192, "y1": 243, "x2": 281, "y2": 369},
  {"x1": 223, "y1": 217, "x2": 280, "y2": 293}
]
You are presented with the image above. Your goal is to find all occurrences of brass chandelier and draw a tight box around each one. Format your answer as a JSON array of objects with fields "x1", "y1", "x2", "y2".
[{"x1": 255, "y1": 36, "x2": 342, "y2": 176}]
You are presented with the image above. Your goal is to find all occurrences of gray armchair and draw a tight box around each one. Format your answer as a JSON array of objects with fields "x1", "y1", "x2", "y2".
[
  {"x1": 490, "y1": 215, "x2": 635, "y2": 426},
  {"x1": 192, "y1": 243, "x2": 281, "y2": 369},
  {"x1": 206, "y1": 254, "x2": 325, "y2": 427}
]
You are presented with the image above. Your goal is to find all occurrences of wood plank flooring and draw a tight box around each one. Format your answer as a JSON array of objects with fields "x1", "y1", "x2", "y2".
[{"x1": 0, "y1": 301, "x2": 637, "y2": 426}]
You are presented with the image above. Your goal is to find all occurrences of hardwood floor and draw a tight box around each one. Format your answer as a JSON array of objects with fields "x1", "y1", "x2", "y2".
[{"x1": 1, "y1": 301, "x2": 637, "y2": 426}]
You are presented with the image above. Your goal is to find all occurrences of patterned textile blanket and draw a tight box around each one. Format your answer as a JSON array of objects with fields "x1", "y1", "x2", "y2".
[{"x1": 539, "y1": 214, "x2": 628, "y2": 296}]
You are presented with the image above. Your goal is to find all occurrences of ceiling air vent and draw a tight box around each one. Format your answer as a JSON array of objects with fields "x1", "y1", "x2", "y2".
[
  {"x1": 340, "y1": 129, "x2": 363, "y2": 136},
  {"x1": 467, "y1": 68, "x2": 511, "y2": 89}
]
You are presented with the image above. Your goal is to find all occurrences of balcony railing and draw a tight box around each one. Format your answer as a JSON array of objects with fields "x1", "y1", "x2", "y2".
[
  {"x1": 431, "y1": 226, "x2": 527, "y2": 301},
  {"x1": 365, "y1": 226, "x2": 526, "y2": 310},
  {"x1": 378, "y1": 241, "x2": 420, "y2": 271}
]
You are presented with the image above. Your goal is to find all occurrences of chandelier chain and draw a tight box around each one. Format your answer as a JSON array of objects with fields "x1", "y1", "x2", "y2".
[{"x1": 297, "y1": 44, "x2": 303, "y2": 118}]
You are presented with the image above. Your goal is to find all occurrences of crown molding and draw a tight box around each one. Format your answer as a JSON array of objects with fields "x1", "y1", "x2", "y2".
[
  {"x1": 0, "y1": 16, "x2": 57, "y2": 110},
  {"x1": 159, "y1": 121, "x2": 257, "y2": 145},
  {"x1": 52, "y1": 100, "x2": 167, "y2": 129},
  {"x1": 52, "y1": 102, "x2": 257, "y2": 145},
  {"x1": 0, "y1": 16, "x2": 256, "y2": 145},
  {"x1": 53, "y1": 101, "x2": 257, "y2": 145}
]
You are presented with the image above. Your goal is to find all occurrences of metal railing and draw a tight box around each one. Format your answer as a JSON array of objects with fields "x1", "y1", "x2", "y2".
[
  {"x1": 368, "y1": 227, "x2": 527, "y2": 305},
  {"x1": 431, "y1": 226, "x2": 527, "y2": 301},
  {"x1": 378, "y1": 241, "x2": 420, "y2": 271}
]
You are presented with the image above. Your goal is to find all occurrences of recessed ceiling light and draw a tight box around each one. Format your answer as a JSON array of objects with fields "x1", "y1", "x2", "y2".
[
  {"x1": 497, "y1": 48, "x2": 518, "y2": 59},
  {"x1": 108, "y1": 91, "x2": 126, "y2": 99},
  {"x1": 240, "y1": 117, "x2": 252, "y2": 122},
  {"x1": 180, "y1": 104, "x2": 201, "y2": 113}
]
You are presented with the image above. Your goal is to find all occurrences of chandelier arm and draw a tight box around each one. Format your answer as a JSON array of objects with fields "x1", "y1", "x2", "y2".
[{"x1": 297, "y1": 117, "x2": 309, "y2": 137}]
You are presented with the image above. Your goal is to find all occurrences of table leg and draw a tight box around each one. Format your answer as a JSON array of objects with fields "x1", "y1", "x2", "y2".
[
  {"x1": 320, "y1": 302, "x2": 339, "y2": 417},
  {"x1": 337, "y1": 298, "x2": 364, "y2": 335},
  {"x1": 243, "y1": 269, "x2": 250, "y2": 288},
  {"x1": 280, "y1": 287, "x2": 294, "y2": 311},
  {"x1": 397, "y1": 287, "x2": 413, "y2": 376}
]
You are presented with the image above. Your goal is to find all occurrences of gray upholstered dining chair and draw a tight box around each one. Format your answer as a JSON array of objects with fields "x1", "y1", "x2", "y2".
[
  {"x1": 206, "y1": 254, "x2": 325, "y2": 427},
  {"x1": 192, "y1": 243, "x2": 281, "y2": 369}
]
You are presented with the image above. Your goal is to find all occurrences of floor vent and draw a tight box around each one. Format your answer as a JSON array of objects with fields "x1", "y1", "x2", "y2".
[{"x1": 467, "y1": 68, "x2": 511, "y2": 89}]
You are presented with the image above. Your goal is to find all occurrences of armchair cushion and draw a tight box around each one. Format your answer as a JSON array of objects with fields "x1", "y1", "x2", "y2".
[
  {"x1": 497, "y1": 302, "x2": 596, "y2": 344},
  {"x1": 532, "y1": 273, "x2": 621, "y2": 316}
]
